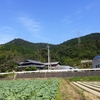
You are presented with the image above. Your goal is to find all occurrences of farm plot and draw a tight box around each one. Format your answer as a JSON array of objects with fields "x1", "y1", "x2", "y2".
[
  {"x1": 73, "y1": 81, "x2": 100, "y2": 97},
  {"x1": 0, "y1": 79, "x2": 60, "y2": 100}
]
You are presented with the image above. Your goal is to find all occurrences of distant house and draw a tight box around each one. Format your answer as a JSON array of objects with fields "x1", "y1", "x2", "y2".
[
  {"x1": 18, "y1": 59, "x2": 60, "y2": 70},
  {"x1": 17, "y1": 59, "x2": 45, "y2": 69},
  {"x1": 92, "y1": 56, "x2": 100, "y2": 68}
]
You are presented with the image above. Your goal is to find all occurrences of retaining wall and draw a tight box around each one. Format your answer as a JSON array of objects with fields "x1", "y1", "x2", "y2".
[{"x1": 16, "y1": 71, "x2": 100, "y2": 79}]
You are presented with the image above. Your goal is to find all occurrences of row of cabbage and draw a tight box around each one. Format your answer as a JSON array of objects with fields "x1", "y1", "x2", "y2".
[{"x1": 0, "y1": 79, "x2": 60, "y2": 100}]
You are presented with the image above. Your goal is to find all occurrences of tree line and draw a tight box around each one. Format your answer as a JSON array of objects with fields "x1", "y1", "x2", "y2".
[{"x1": 0, "y1": 33, "x2": 100, "y2": 72}]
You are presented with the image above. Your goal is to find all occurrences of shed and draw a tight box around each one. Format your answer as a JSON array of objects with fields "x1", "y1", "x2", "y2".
[
  {"x1": 54, "y1": 65, "x2": 75, "y2": 70},
  {"x1": 92, "y1": 56, "x2": 100, "y2": 68}
]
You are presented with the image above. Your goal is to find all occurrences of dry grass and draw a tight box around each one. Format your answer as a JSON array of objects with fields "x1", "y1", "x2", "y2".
[
  {"x1": 60, "y1": 79, "x2": 84, "y2": 100},
  {"x1": 59, "y1": 79, "x2": 100, "y2": 100}
]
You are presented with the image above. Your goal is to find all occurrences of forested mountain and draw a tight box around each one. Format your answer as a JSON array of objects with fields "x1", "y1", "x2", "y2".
[{"x1": 0, "y1": 33, "x2": 100, "y2": 71}]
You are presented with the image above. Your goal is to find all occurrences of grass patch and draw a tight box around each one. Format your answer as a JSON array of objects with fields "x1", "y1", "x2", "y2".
[
  {"x1": 55, "y1": 79, "x2": 61, "y2": 100},
  {"x1": 0, "y1": 73, "x2": 15, "y2": 78},
  {"x1": 68, "y1": 76, "x2": 100, "y2": 82},
  {"x1": 0, "y1": 74, "x2": 8, "y2": 78}
]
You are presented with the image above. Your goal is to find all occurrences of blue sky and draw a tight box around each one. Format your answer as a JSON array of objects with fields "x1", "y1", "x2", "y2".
[{"x1": 0, "y1": 0, "x2": 100, "y2": 44}]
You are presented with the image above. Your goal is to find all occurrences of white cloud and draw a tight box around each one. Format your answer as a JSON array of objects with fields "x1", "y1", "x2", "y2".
[
  {"x1": 0, "y1": 26, "x2": 16, "y2": 44},
  {"x1": 17, "y1": 16, "x2": 50, "y2": 43},
  {"x1": 18, "y1": 16, "x2": 41, "y2": 35},
  {"x1": 85, "y1": 4, "x2": 95, "y2": 10},
  {"x1": 0, "y1": 34, "x2": 15, "y2": 44},
  {"x1": 62, "y1": 16, "x2": 73, "y2": 25},
  {"x1": 74, "y1": 10, "x2": 84, "y2": 19},
  {"x1": 0, "y1": 26, "x2": 15, "y2": 33}
]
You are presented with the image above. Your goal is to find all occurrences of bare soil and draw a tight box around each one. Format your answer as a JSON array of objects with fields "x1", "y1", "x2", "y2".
[{"x1": 60, "y1": 79, "x2": 100, "y2": 100}]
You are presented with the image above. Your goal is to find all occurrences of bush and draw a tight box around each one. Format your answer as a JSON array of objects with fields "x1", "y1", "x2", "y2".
[
  {"x1": 31, "y1": 66, "x2": 37, "y2": 71},
  {"x1": 25, "y1": 67, "x2": 31, "y2": 71}
]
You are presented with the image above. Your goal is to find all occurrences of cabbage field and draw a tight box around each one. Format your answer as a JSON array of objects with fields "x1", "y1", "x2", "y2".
[{"x1": 0, "y1": 79, "x2": 60, "y2": 100}]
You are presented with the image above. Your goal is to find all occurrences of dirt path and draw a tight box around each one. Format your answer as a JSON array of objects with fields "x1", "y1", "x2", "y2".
[{"x1": 60, "y1": 79, "x2": 100, "y2": 100}]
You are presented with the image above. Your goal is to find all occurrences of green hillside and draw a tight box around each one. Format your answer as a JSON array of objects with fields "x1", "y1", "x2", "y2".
[
  {"x1": 0, "y1": 33, "x2": 100, "y2": 72},
  {"x1": 53, "y1": 33, "x2": 100, "y2": 66}
]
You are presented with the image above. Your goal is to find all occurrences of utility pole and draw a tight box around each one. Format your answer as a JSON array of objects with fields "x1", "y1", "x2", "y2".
[{"x1": 47, "y1": 45, "x2": 51, "y2": 70}]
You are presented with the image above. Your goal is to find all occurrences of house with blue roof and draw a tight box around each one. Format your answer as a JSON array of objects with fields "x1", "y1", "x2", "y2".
[{"x1": 92, "y1": 56, "x2": 100, "y2": 68}]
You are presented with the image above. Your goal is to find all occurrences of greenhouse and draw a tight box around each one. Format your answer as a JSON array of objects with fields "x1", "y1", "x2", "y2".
[{"x1": 92, "y1": 56, "x2": 100, "y2": 68}]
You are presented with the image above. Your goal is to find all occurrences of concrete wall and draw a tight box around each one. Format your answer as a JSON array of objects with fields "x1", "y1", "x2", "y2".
[{"x1": 16, "y1": 71, "x2": 100, "y2": 79}]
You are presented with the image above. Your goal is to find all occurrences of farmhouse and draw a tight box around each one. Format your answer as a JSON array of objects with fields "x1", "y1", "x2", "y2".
[
  {"x1": 17, "y1": 59, "x2": 45, "y2": 69},
  {"x1": 92, "y1": 56, "x2": 100, "y2": 68},
  {"x1": 17, "y1": 60, "x2": 60, "y2": 70}
]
